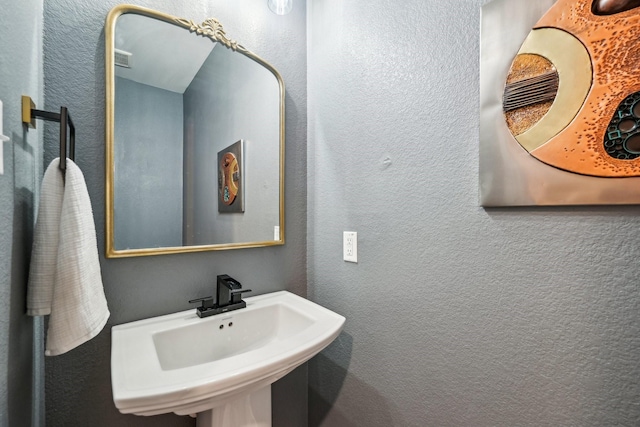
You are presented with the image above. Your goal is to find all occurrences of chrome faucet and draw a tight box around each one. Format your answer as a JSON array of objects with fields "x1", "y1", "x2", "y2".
[{"x1": 189, "y1": 274, "x2": 252, "y2": 318}]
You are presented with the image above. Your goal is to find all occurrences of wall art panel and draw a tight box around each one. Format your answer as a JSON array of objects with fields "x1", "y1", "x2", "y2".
[{"x1": 480, "y1": 0, "x2": 640, "y2": 206}]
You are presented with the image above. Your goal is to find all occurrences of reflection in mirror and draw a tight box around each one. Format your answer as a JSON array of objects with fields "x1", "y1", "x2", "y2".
[{"x1": 105, "y1": 5, "x2": 285, "y2": 257}]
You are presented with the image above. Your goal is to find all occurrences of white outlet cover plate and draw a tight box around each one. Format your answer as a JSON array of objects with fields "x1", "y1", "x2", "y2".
[{"x1": 343, "y1": 231, "x2": 357, "y2": 263}]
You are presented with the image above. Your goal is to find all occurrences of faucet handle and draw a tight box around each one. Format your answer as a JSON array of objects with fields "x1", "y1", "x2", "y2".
[
  {"x1": 188, "y1": 296, "x2": 214, "y2": 310},
  {"x1": 230, "y1": 288, "x2": 252, "y2": 304}
]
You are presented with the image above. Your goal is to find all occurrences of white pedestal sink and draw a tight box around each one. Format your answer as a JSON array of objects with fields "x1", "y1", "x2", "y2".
[{"x1": 110, "y1": 291, "x2": 345, "y2": 426}]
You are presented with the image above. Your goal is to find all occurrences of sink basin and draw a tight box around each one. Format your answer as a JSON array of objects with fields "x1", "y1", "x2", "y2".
[{"x1": 111, "y1": 291, "x2": 345, "y2": 417}]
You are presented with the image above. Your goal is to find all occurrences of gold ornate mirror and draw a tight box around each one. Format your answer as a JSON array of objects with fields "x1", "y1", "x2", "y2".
[{"x1": 105, "y1": 5, "x2": 285, "y2": 257}]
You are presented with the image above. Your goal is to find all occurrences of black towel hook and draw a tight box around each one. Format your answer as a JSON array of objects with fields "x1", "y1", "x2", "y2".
[{"x1": 21, "y1": 95, "x2": 75, "y2": 173}]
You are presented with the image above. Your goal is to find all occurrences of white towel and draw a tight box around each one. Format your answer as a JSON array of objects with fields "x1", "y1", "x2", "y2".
[
  {"x1": 27, "y1": 159, "x2": 64, "y2": 315},
  {"x1": 27, "y1": 158, "x2": 110, "y2": 356}
]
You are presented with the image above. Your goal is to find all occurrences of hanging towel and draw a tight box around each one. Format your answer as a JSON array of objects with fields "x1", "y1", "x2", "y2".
[
  {"x1": 27, "y1": 158, "x2": 110, "y2": 356},
  {"x1": 27, "y1": 158, "x2": 64, "y2": 316}
]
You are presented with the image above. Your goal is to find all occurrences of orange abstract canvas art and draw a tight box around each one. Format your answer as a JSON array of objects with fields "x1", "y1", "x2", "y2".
[{"x1": 480, "y1": 0, "x2": 640, "y2": 205}]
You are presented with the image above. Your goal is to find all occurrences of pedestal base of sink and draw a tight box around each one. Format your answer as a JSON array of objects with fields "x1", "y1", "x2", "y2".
[{"x1": 196, "y1": 386, "x2": 271, "y2": 427}]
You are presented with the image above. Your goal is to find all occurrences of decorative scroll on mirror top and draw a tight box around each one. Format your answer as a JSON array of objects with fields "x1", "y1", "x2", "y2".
[
  {"x1": 105, "y1": 4, "x2": 285, "y2": 257},
  {"x1": 174, "y1": 18, "x2": 244, "y2": 52}
]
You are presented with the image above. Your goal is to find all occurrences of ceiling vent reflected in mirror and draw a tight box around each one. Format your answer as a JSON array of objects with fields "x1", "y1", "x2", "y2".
[{"x1": 114, "y1": 49, "x2": 132, "y2": 68}]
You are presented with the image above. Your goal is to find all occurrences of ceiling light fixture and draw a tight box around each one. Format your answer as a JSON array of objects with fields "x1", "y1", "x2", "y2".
[{"x1": 268, "y1": 0, "x2": 292, "y2": 15}]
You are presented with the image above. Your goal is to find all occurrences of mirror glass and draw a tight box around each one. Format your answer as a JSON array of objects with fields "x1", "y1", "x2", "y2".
[{"x1": 105, "y1": 5, "x2": 285, "y2": 257}]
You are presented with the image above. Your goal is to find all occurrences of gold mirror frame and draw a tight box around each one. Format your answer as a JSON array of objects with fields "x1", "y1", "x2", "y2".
[{"x1": 105, "y1": 4, "x2": 285, "y2": 257}]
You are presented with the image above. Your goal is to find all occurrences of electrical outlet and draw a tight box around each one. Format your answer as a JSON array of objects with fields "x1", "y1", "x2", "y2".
[{"x1": 343, "y1": 231, "x2": 357, "y2": 263}]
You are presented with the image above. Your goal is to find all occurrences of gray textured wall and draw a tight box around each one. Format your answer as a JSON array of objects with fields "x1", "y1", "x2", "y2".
[
  {"x1": 0, "y1": 0, "x2": 44, "y2": 426},
  {"x1": 114, "y1": 77, "x2": 183, "y2": 250},
  {"x1": 184, "y1": 45, "x2": 280, "y2": 245},
  {"x1": 307, "y1": 0, "x2": 640, "y2": 426},
  {"x1": 42, "y1": 0, "x2": 307, "y2": 426}
]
